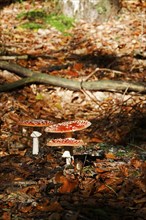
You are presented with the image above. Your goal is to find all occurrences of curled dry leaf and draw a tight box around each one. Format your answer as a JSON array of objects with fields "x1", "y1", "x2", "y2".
[{"x1": 55, "y1": 171, "x2": 79, "y2": 193}]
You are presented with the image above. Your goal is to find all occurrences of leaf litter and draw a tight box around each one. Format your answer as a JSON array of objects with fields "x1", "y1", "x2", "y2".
[{"x1": 0, "y1": 0, "x2": 146, "y2": 219}]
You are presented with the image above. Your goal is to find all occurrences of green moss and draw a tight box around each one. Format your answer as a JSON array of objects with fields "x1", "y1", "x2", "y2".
[
  {"x1": 46, "y1": 14, "x2": 74, "y2": 32},
  {"x1": 17, "y1": 10, "x2": 47, "y2": 20},
  {"x1": 20, "y1": 22, "x2": 44, "y2": 30},
  {"x1": 17, "y1": 9, "x2": 74, "y2": 32}
]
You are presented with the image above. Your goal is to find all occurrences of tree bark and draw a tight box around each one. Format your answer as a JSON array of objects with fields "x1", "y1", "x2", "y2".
[
  {"x1": 60, "y1": 0, "x2": 121, "y2": 22},
  {"x1": 0, "y1": 61, "x2": 146, "y2": 93}
]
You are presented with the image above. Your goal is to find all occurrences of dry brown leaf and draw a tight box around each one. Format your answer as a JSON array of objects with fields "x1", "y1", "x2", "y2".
[
  {"x1": 105, "y1": 152, "x2": 116, "y2": 160},
  {"x1": 59, "y1": 176, "x2": 78, "y2": 193},
  {"x1": 19, "y1": 204, "x2": 33, "y2": 213},
  {"x1": 135, "y1": 179, "x2": 146, "y2": 193},
  {"x1": 95, "y1": 167, "x2": 108, "y2": 173},
  {"x1": 119, "y1": 164, "x2": 129, "y2": 177},
  {"x1": 37, "y1": 201, "x2": 63, "y2": 212},
  {"x1": 65, "y1": 70, "x2": 79, "y2": 77},
  {"x1": 1, "y1": 212, "x2": 11, "y2": 220},
  {"x1": 97, "y1": 184, "x2": 108, "y2": 192},
  {"x1": 55, "y1": 172, "x2": 78, "y2": 193},
  {"x1": 73, "y1": 63, "x2": 83, "y2": 71},
  {"x1": 19, "y1": 186, "x2": 39, "y2": 196},
  {"x1": 130, "y1": 158, "x2": 142, "y2": 169},
  {"x1": 88, "y1": 137, "x2": 103, "y2": 143}
]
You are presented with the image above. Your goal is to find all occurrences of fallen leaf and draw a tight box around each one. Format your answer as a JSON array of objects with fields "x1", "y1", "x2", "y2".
[
  {"x1": 130, "y1": 158, "x2": 142, "y2": 169},
  {"x1": 37, "y1": 201, "x2": 62, "y2": 212},
  {"x1": 73, "y1": 63, "x2": 83, "y2": 71},
  {"x1": 65, "y1": 70, "x2": 79, "y2": 77},
  {"x1": 119, "y1": 164, "x2": 129, "y2": 177},
  {"x1": 105, "y1": 152, "x2": 116, "y2": 159},
  {"x1": 95, "y1": 167, "x2": 108, "y2": 173},
  {"x1": 2, "y1": 212, "x2": 11, "y2": 220},
  {"x1": 55, "y1": 172, "x2": 78, "y2": 193},
  {"x1": 97, "y1": 184, "x2": 108, "y2": 192},
  {"x1": 88, "y1": 137, "x2": 103, "y2": 143},
  {"x1": 19, "y1": 204, "x2": 32, "y2": 213}
]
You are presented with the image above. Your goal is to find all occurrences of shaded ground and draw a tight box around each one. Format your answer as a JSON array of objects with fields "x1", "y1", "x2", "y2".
[
  {"x1": 0, "y1": 145, "x2": 146, "y2": 220},
  {"x1": 0, "y1": 1, "x2": 146, "y2": 219}
]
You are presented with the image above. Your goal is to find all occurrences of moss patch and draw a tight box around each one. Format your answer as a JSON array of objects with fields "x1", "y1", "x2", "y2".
[
  {"x1": 17, "y1": 10, "x2": 47, "y2": 20},
  {"x1": 46, "y1": 14, "x2": 74, "y2": 32},
  {"x1": 17, "y1": 9, "x2": 74, "y2": 32}
]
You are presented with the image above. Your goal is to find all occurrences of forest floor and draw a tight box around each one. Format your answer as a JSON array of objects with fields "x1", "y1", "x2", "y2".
[{"x1": 0, "y1": 1, "x2": 146, "y2": 219}]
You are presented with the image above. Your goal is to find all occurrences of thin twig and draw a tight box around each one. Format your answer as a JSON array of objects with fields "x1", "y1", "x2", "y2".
[{"x1": 105, "y1": 183, "x2": 118, "y2": 196}]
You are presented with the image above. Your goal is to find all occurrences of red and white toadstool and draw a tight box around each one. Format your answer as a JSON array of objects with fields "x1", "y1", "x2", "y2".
[
  {"x1": 46, "y1": 120, "x2": 91, "y2": 165},
  {"x1": 47, "y1": 138, "x2": 84, "y2": 165},
  {"x1": 18, "y1": 119, "x2": 54, "y2": 155},
  {"x1": 18, "y1": 119, "x2": 54, "y2": 128},
  {"x1": 45, "y1": 120, "x2": 91, "y2": 138}
]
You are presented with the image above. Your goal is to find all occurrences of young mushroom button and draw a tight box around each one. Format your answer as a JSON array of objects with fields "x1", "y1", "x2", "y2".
[
  {"x1": 47, "y1": 138, "x2": 84, "y2": 165},
  {"x1": 18, "y1": 119, "x2": 54, "y2": 155}
]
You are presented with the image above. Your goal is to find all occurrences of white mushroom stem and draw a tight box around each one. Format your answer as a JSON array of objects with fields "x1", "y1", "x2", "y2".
[{"x1": 30, "y1": 131, "x2": 42, "y2": 155}]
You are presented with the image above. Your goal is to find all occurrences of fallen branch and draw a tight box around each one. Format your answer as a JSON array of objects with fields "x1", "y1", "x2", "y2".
[
  {"x1": 0, "y1": 61, "x2": 146, "y2": 93},
  {"x1": 1, "y1": 73, "x2": 146, "y2": 93},
  {"x1": 0, "y1": 61, "x2": 33, "y2": 77},
  {"x1": 0, "y1": 55, "x2": 28, "y2": 61}
]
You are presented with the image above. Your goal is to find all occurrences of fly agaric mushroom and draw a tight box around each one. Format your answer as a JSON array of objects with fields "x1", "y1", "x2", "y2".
[
  {"x1": 47, "y1": 138, "x2": 84, "y2": 165},
  {"x1": 18, "y1": 119, "x2": 54, "y2": 155},
  {"x1": 18, "y1": 119, "x2": 54, "y2": 128},
  {"x1": 45, "y1": 120, "x2": 91, "y2": 138}
]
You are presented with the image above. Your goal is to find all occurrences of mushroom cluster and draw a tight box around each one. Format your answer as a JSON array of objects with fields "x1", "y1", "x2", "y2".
[
  {"x1": 45, "y1": 120, "x2": 91, "y2": 165},
  {"x1": 18, "y1": 119, "x2": 91, "y2": 161}
]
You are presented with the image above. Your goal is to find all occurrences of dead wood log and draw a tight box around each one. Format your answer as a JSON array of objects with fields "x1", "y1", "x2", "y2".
[{"x1": 0, "y1": 61, "x2": 146, "y2": 93}]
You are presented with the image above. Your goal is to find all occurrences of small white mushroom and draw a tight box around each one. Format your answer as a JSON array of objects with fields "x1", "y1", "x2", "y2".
[
  {"x1": 31, "y1": 131, "x2": 42, "y2": 155},
  {"x1": 62, "y1": 151, "x2": 73, "y2": 165}
]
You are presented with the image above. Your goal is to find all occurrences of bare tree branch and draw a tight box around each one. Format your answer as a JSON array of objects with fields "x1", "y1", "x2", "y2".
[{"x1": 0, "y1": 61, "x2": 146, "y2": 93}]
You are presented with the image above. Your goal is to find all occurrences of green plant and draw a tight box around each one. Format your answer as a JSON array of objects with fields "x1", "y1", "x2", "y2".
[
  {"x1": 17, "y1": 10, "x2": 47, "y2": 20},
  {"x1": 46, "y1": 14, "x2": 74, "y2": 32},
  {"x1": 20, "y1": 22, "x2": 43, "y2": 30},
  {"x1": 17, "y1": 9, "x2": 74, "y2": 32}
]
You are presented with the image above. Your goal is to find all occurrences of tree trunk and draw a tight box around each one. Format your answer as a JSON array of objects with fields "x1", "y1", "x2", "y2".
[{"x1": 60, "y1": 0, "x2": 121, "y2": 22}]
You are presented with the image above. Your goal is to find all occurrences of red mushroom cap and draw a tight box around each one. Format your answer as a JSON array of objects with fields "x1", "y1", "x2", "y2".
[
  {"x1": 18, "y1": 119, "x2": 54, "y2": 127},
  {"x1": 47, "y1": 138, "x2": 84, "y2": 146},
  {"x1": 45, "y1": 120, "x2": 91, "y2": 133}
]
